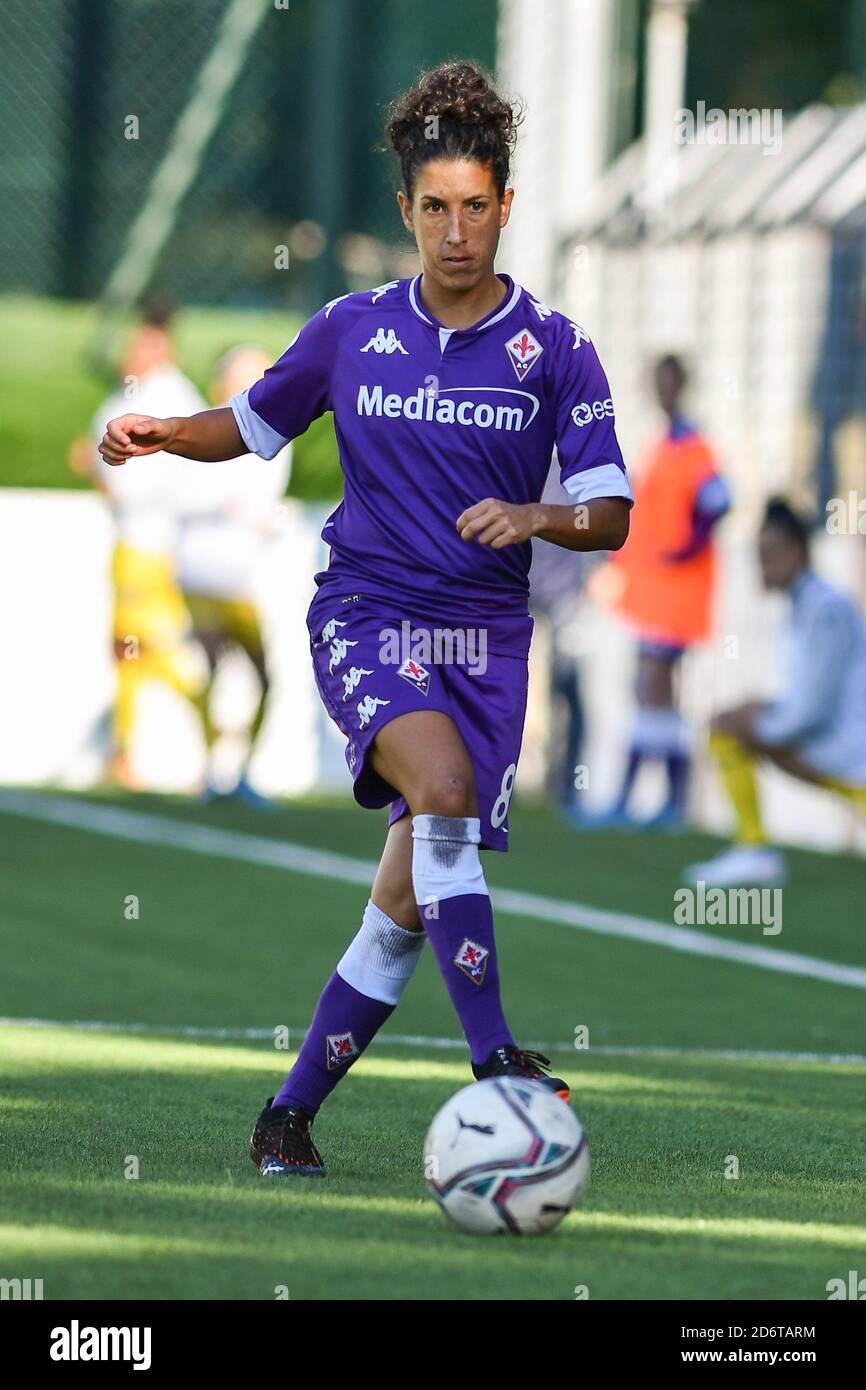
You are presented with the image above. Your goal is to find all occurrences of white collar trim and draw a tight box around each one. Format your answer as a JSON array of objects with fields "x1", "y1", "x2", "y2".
[{"x1": 408, "y1": 275, "x2": 522, "y2": 333}]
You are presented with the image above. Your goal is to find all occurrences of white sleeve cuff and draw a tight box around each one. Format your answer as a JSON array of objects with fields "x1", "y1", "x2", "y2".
[
  {"x1": 562, "y1": 461, "x2": 634, "y2": 507},
  {"x1": 229, "y1": 389, "x2": 290, "y2": 461}
]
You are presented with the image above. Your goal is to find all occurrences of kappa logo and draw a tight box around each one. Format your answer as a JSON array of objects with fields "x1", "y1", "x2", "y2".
[
  {"x1": 329, "y1": 637, "x2": 358, "y2": 672},
  {"x1": 324, "y1": 293, "x2": 352, "y2": 319},
  {"x1": 397, "y1": 657, "x2": 431, "y2": 696},
  {"x1": 370, "y1": 281, "x2": 399, "y2": 303},
  {"x1": 453, "y1": 937, "x2": 490, "y2": 985},
  {"x1": 357, "y1": 694, "x2": 390, "y2": 728},
  {"x1": 321, "y1": 616, "x2": 347, "y2": 642},
  {"x1": 361, "y1": 328, "x2": 409, "y2": 355},
  {"x1": 529, "y1": 296, "x2": 555, "y2": 321},
  {"x1": 326, "y1": 1031, "x2": 359, "y2": 1069},
  {"x1": 505, "y1": 327, "x2": 544, "y2": 383},
  {"x1": 342, "y1": 665, "x2": 374, "y2": 700},
  {"x1": 569, "y1": 320, "x2": 590, "y2": 349}
]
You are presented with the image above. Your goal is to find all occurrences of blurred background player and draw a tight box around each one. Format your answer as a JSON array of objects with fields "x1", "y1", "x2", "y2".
[
  {"x1": 685, "y1": 498, "x2": 866, "y2": 886},
  {"x1": 589, "y1": 353, "x2": 730, "y2": 828},
  {"x1": 70, "y1": 299, "x2": 207, "y2": 786},
  {"x1": 174, "y1": 345, "x2": 292, "y2": 804}
]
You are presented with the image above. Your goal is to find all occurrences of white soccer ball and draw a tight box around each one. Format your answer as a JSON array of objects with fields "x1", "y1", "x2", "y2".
[{"x1": 423, "y1": 1076, "x2": 590, "y2": 1236}]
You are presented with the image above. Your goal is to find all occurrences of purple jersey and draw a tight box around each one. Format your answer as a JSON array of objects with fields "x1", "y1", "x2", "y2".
[{"x1": 230, "y1": 274, "x2": 632, "y2": 655}]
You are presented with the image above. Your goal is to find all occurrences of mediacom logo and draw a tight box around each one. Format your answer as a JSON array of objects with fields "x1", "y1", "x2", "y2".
[
  {"x1": 356, "y1": 383, "x2": 539, "y2": 430},
  {"x1": 571, "y1": 398, "x2": 614, "y2": 427}
]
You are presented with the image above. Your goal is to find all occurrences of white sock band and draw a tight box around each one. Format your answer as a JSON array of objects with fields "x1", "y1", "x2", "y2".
[
  {"x1": 411, "y1": 813, "x2": 488, "y2": 907},
  {"x1": 336, "y1": 899, "x2": 426, "y2": 1006}
]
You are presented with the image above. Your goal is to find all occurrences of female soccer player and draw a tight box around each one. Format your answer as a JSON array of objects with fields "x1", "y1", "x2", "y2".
[{"x1": 99, "y1": 61, "x2": 633, "y2": 1178}]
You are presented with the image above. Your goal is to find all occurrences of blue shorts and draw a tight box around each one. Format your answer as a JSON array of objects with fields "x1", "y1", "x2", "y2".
[
  {"x1": 306, "y1": 586, "x2": 531, "y2": 851},
  {"x1": 637, "y1": 637, "x2": 688, "y2": 663}
]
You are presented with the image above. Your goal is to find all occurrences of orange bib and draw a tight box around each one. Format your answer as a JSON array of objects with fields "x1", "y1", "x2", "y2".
[{"x1": 610, "y1": 433, "x2": 720, "y2": 645}]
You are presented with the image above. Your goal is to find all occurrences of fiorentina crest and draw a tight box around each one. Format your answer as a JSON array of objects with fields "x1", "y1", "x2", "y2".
[
  {"x1": 326, "y1": 1031, "x2": 358, "y2": 1069},
  {"x1": 504, "y1": 326, "x2": 543, "y2": 382},
  {"x1": 454, "y1": 938, "x2": 489, "y2": 985},
  {"x1": 397, "y1": 656, "x2": 431, "y2": 696}
]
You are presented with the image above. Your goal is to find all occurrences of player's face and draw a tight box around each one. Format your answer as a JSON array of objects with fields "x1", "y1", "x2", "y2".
[
  {"x1": 397, "y1": 158, "x2": 513, "y2": 291},
  {"x1": 758, "y1": 524, "x2": 806, "y2": 591}
]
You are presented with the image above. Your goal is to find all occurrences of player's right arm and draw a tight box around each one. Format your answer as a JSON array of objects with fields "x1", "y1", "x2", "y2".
[
  {"x1": 100, "y1": 301, "x2": 337, "y2": 467},
  {"x1": 98, "y1": 407, "x2": 245, "y2": 466}
]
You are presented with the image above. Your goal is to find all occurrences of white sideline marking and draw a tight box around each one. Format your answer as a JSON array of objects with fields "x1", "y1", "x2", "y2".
[
  {"x1": 1, "y1": 788, "x2": 865, "y2": 991},
  {"x1": 0, "y1": 1016, "x2": 864, "y2": 1065}
]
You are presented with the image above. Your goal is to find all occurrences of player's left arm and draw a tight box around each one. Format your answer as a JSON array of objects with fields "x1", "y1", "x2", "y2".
[
  {"x1": 457, "y1": 327, "x2": 632, "y2": 553},
  {"x1": 456, "y1": 495, "x2": 629, "y2": 551}
]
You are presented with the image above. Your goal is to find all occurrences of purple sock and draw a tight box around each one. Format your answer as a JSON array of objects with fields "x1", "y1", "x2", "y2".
[
  {"x1": 272, "y1": 972, "x2": 393, "y2": 1113},
  {"x1": 411, "y1": 814, "x2": 515, "y2": 1065},
  {"x1": 272, "y1": 900, "x2": 426, "y2": 1114}
]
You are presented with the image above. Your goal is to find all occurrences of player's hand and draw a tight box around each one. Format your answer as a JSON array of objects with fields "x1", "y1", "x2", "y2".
[
  {"x1": 98, "y1": 414, "x2": 174, "y2": 466},
  {"x1": 456, "y1": 498, "x2": 537, "y2": 549}
]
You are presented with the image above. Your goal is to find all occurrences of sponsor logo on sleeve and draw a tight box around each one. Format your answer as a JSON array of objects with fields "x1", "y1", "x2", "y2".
[{"x1": 571, "y1": 398, "x2": 614, "y2": 427}]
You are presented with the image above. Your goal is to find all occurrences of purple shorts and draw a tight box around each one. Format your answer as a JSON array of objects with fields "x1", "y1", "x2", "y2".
[{"x1": 306, "y1": 586, "x2": 532, "y2": 851}]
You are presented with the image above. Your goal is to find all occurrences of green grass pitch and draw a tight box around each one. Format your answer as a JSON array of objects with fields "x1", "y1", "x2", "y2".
[{"x1": 0, "y1": 789, "x2": 864, "y2": 1300}]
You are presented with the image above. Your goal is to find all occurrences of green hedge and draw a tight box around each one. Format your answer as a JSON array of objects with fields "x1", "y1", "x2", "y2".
[{"x1": 0, "y1": 296, "x2": 342, "y2": 499}]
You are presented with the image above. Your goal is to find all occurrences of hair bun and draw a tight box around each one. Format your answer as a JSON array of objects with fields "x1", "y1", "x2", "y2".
[{"x1": 384, "y1": 60, "x2": 523, "y2": 198}]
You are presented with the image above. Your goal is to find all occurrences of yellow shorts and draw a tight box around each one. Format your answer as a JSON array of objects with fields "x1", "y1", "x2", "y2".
[
  {"x1": 183, "y1": 592, "x2": 263, "y2": 660},
  {"x1": 112, "y1": 544, "x2": 190, "y2": 652}
]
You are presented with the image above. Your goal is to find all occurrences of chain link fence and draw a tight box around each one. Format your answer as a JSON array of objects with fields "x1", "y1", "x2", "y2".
[{"x1": 1, "y1": 0, "x2": 497, "y2": 315}]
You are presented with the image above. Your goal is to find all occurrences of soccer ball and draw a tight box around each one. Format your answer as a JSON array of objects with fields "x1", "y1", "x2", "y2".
[{"x1": 423, "y1": 1076, "x2": 590, "y2": 1236}]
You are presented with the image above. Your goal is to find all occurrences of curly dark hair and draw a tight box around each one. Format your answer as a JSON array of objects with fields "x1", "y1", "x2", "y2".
[{"x1": 383, "y1": 60, "x2": 524, "y2": 200}]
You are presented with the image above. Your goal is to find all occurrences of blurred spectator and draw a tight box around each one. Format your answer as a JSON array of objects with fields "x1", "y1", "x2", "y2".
[
  {"x1": 70, "y1": 312, "x2": 207, "y2": 786},
  {"x1": 173, "y1": 346, "x2": 292, "y2": 805},
  {"x1": 591, "y1": 355, "x2": 730, "y2": 827},
  {"x1": 684, "y1": 498, "x2": 866, "y2": 886}
]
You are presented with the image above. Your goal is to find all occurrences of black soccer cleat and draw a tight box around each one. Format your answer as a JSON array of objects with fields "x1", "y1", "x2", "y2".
[
  {"x1": 472, "y1": 1046, "x2": 570, "y2": 1101},
  {"x1": 250, "y1": 1096, "x2": 327, "y2": 1177}
]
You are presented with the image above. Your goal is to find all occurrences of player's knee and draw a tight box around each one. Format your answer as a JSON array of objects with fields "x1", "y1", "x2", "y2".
[{"x1": 413, "y1": 769, "x2": 477, "y2": 818}]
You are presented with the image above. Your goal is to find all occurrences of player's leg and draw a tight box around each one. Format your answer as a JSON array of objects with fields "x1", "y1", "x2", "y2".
[
  {"x1": 370, "y1": 709, "x2": 519, "y2": 1057},
  {"x1": 590, "y1": 643, "x2": 688, "y2": 826},
  {"x1": 225, "y1": 598, "x2": 273, "y2": 803},
  {"x1": 684, "y1": 703, "x2": 784, "y2": 885},
  {"x1": 252, "y1": 817, "x2": 427, "y2": 1176},
  {"x1": 265, "y1": 711, "x2": 491, "y2": 1124},
  {"x1": 182, "y1": 594, "x2": 223, "y2": 774},
  {"x1": 371, "y1": 709, "x2": 569, "y2": 1096}
]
